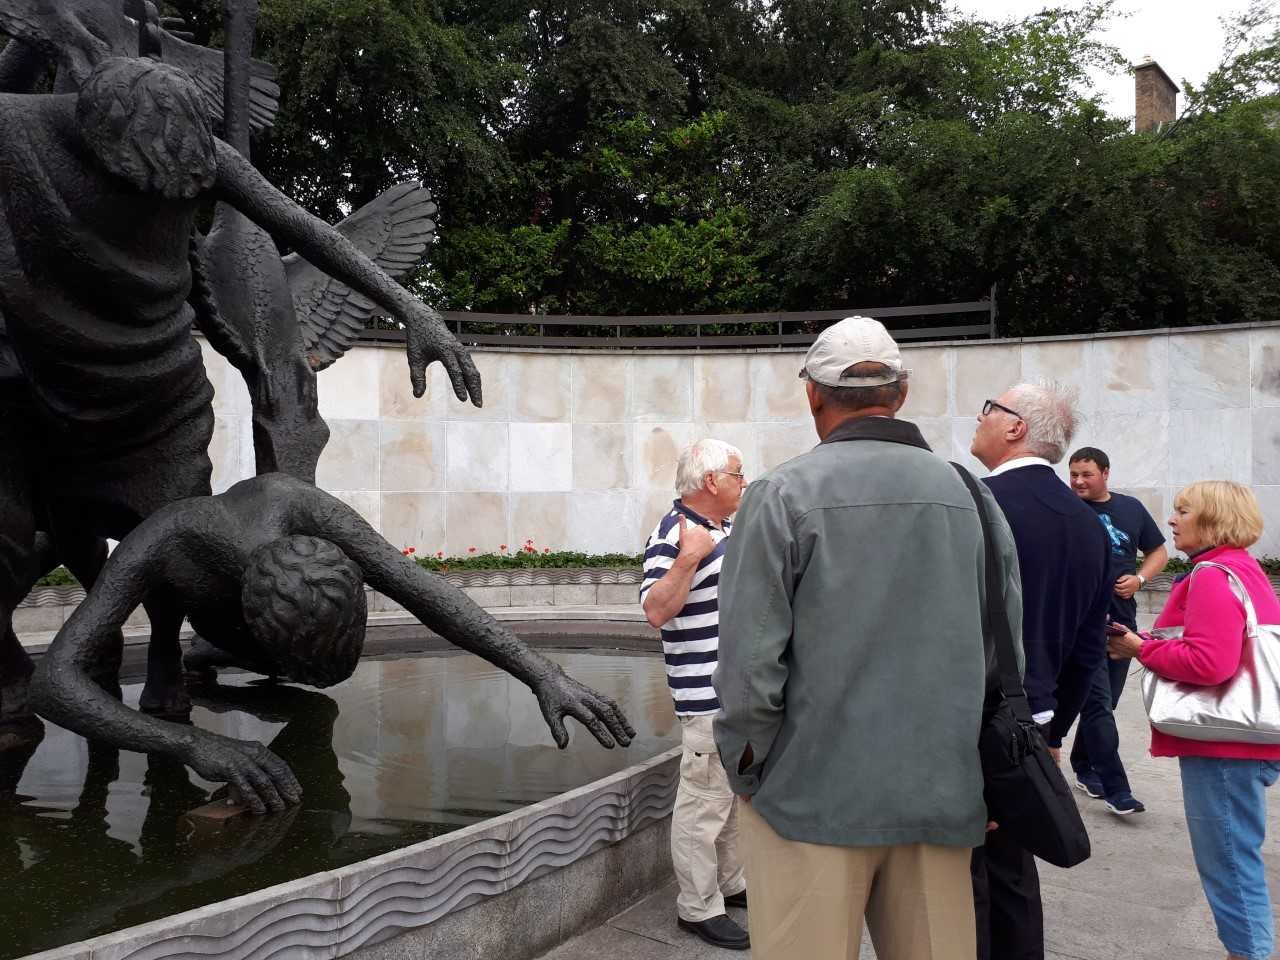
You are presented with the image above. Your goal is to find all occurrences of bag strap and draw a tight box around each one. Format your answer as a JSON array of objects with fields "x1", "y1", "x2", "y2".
[
  {"x1": 1190, "y1": 561, "x2": 1260, "y2": 639},
  {"x1": 951, "y1": 463, "x2": 1035, "y2": 725}
]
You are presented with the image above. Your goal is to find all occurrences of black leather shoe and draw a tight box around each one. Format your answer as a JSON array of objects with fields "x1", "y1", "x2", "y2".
[
  {"x1": 677, "y1": 914, "x2": 750, "y2": 950},
  {"x1": 723, "y1": 889, "x2": 748, "y2": 909}
]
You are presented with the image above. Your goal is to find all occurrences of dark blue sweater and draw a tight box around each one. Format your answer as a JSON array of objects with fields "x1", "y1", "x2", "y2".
[{"x1": 984, "y1": 465, "x2": 1111, "y2": 746}]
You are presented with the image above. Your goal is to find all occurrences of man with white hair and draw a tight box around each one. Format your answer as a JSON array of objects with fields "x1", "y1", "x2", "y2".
[
  {"x1": 641, "y1": 439, "x2": 749, "y2": 950},
  {"x1": 969, "y1": 382, "x2": 1112, "y2": 960}
]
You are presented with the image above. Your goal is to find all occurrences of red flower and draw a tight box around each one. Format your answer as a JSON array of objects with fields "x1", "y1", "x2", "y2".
[
  {"x1": 436, "y1": 550, "x2": 444, "y2": 558},
  {"x1": 499, "y1": 544, "x2": 507, "y2": 551},
  {"x1": 525, "y1": 538, "x2": 534, "y2": 545},
  {"x1": 407, "y1": 547, "x2": 416, "y2": 554},
  {"x1": 543, "y1": 547, "x2": 550, "y2": 554},
  {"x1": 468, "y1": 546, "x2": 477, "y2": 553},
  {"x1": 401, "y1": 548, "x2": 410, "y2": 555}
]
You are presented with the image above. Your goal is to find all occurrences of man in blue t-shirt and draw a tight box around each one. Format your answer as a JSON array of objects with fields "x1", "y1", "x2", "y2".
[{"x1": 1067, "y1": 447, "x2": 1168, "y2": 813}]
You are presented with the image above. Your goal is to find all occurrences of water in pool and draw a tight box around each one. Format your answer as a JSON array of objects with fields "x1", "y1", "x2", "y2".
[{"x1": 0, "y1": 650, "x2": 677, "y2": 958}]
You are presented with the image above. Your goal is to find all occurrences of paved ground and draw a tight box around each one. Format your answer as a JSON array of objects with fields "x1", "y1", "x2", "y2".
[{"x1": 536, "y1": 659, "x2": 1280, "y2": 960}]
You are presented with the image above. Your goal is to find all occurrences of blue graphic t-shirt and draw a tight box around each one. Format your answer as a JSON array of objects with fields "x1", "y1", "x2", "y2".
[{"x1": 1085, "y1": 493, "x2": 1165, "y2": 628}]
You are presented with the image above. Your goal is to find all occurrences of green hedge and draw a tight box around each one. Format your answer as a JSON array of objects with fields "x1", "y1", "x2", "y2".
[{"x1": 29, "y1": 552, "x2": 1280, "y2": 588}]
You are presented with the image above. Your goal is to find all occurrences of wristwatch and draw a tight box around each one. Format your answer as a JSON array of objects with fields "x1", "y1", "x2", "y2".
[{"x1": 1136, "y1": 574, "x2": 1147, "y2": 588}]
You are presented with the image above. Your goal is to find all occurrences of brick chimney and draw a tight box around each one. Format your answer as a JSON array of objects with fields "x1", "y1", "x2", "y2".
[{"x1": 1134, "y1": 57, "x2": 1178, "y2": 132}]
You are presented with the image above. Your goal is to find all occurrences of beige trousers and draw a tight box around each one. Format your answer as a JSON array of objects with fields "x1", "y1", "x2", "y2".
[
  {"x1": 739, "y1": 801, "x2": 975, "y2": 960},
  {"x1": 671, "y1": 713, "x2": 746, "y2": 922}
]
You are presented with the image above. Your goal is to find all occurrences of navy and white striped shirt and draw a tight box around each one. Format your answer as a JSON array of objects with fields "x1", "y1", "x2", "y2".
[{"x1": 640, "y1": 501, "x2": 731, "y2": 716}]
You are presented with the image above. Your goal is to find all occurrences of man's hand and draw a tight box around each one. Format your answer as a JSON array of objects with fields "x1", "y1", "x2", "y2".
[
  {"x1": 535, "y1": 668, "x2": 637, "y2": 749},
  {"x1": 1114, "y1": 575, "x2": 1142, "y2": 599},
  {"x1": 1048, "y1": 746, "x2": 1061, "y2": 765},
  {"x1": 183, "y1": 729, "x2": 303, "y2": 814},
  {"x1": 677, "y1": 515, "x2": 716, "y2": 564},
  {"x1": 403, "y1": 302, "x2": 483, "y2": 404}
]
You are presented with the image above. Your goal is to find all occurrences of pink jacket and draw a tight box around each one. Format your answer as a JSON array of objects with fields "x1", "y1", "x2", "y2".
[{"x1": 1141, "y1": 545, "x2": 1280, "y2": 760}]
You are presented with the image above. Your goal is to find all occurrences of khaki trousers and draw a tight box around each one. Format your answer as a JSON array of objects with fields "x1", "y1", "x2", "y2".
[
  {"x1": 671, "y1": 714, "x2": 746, "y2": 922},
  {"x1": 739, "y1": 801, "x2": 975, "y2": 960}
]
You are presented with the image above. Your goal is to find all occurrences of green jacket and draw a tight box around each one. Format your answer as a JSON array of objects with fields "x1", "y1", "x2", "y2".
[{"x1": 713, "y1": 416, "x2": 1022, "y2": 848}]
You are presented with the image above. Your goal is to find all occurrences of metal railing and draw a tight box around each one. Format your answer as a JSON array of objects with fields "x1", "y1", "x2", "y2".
[{"x1": 359, "y1": 288, "x2": 998, "y2": 350}]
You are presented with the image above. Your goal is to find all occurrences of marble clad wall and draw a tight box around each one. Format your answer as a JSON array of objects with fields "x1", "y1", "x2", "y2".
[{"x1": 202, "y1": 323, "x2": 1280, "y2": 558}]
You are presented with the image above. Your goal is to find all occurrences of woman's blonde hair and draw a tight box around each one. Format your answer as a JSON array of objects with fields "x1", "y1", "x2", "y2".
[{"x1": 1174, "y1": 481, "x2": 1264, "y2": 548}]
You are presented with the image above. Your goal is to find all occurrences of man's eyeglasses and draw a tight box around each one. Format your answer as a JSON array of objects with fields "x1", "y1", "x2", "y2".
[
  {"x1": 718, "y1": 471, "x2": 747, "y2": 483},
  {"x1": 982, "y1": 399, "x2": 1024, "y2": 420}
]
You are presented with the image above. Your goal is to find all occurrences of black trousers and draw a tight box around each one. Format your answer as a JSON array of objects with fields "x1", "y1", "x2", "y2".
[{"x1": 971, "y1": 821, "x2": 1043, "y2": 960}]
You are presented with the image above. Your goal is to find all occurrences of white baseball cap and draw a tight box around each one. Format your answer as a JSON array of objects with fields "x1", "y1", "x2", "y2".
[{"x1": 798, "y1": 316, "x2": 907, "y2": 387}]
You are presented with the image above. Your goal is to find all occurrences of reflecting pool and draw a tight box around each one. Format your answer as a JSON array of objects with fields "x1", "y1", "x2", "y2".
[{"x1": 0, "y1": 649, "x2": 677, "y2": 958}]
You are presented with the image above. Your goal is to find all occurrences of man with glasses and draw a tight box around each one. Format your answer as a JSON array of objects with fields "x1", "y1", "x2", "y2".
[
  {"x1": 641, "y1": 439, "x2": 750, "y2": 950},
  {"x1": 969, "y1": 384, "x2": 1111, "y2": 960}
]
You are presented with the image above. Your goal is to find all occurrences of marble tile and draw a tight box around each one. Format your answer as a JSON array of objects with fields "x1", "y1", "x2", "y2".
[
  {"x1": 1250, "y1": 327, "x2": 1280, "y2": 407},
  {"x1": 446, "y1": 421, "x2": 509, "y2": 492},
  {"x1": 636, "y1": 490, "x2": 680, "y2": 545},
  {"x1": 378, "y1": 347, "x2": 447, "y2": 422},
  {"x1": 509, "y1": 354, "x2": 571, "y2": 422},
  {"x1": 953, "y1": 344, "x2": 1022, "y2": 419},
  {"x1": 444, "y1": 493, "x2": 510, "y2": 558},
  {"x1": 445, "y1": 351, "x2": 510, "y2": 421},
  {"x1": 898, "y1": 346, "x2": 949, "y2": 418},
  {"x1": 1169, "y1": 330, "x2": 1250, "y2": 410},
  {"x1": 948, "y1": 417, "x2": 989, "y2": 476},
  {"x1": 572, "y1": 424, "x2": 630, "y2": 490},
  {"x1": 1169, "y1": 409, "x2": 1251, "y2": 486},
  {"x1": 630, "y1": 356, "x2": 692, "y2": 422},
  {"x1": 695, "y1": 356, "x2": 751, "y2": 422},
  {"x1": 1075, "y1": 412, "x2": 1170, "y2": 488},
  {"x1": 1252, "y1": 408, "x2": 1280, "y2": 485},
  {"x1": 571, "y1": 356, "x2": 629, "y2": 422},
  {"x1": 317, "y1": 346, "x2": 382, "y2": 420},
  {"x1": 209, "y1": 414, "x2": 245, "y2": 494},
  {"x1": 913, "y1": 416, "x2": 952, "y2": 457},
  {"x1": 509, "y1": 423, "x2": 573, "y2": 492},
  {"x1": 1250, "y1": 485, "x2": 1280, "y2": 557},
  {"x1": 568, "y1": 490, "x2": 647, "y2": 554},
  {"x1": 1090, "y1": 335, "x2": 1169, "y2": 414},
  {"x1": 511, "y1": 493, "x2": 571, "y2": 553},
  {"x1": 749, "y1": 353, "x2": 810, "y2": 421},
  {"x1": 1111, "y1": 487, "x2": 1170, "y2": 539},
  {"x1": 631, "y1": 423, "x2": 696, "y2": 491},
  {"x1": 380, "y1": 493, "x2": 445, "y2": 555},
  {"x1": 199, "y1": 337, "x2": 252, "y2": 416},
  {"x1": 758, "y1": 421, "x2": 817, "y2": 472},
  {"x1": 1021, "y1": 340, "x2": 1090, "y2": 410},
  {"x1": 316, "y1": 419, "x2": 379, "y2": 492},
  {"x1": 380, "y1": 421, "x2": 445, "y2": 492},
  {"x1": 330, "y1": 490, "x2": 382, "y2": 532}
]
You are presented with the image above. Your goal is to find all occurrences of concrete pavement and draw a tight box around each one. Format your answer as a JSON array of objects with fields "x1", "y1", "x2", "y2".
[{"x1": 536, "y1": 664, "x2": 1280, "y2": 960}]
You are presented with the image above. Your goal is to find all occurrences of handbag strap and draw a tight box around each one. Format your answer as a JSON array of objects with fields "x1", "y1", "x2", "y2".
[
  {"x1": 1190, "y1": 561, "x2": 1260, "y2": 639},
  {"x1": 951, "y1": 463, "x2": 1034, "y2": 725}
]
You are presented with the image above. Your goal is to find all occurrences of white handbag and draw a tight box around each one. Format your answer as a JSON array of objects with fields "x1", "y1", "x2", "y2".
[{"x1": 1142, "y1": 561, "x2": 1280, "y2": 744}]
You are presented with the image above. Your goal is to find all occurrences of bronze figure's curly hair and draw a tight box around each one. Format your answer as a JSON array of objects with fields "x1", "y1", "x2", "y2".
[
  {"x1": 77, "y1": 57, "x2": 216, "y2": 200},
  {"x1": 241, "y1": 536, "x2": 367, "y2": 687}
]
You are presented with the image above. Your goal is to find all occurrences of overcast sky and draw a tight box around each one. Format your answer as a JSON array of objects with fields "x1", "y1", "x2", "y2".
[{"x1": 950, "y1": 0, "x2": 1237, "y2": 121}]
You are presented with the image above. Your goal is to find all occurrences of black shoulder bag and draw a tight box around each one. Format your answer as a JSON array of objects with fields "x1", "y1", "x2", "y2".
[{"x1": 952, "y1": 463, "x2": 1091, "y2": 869}]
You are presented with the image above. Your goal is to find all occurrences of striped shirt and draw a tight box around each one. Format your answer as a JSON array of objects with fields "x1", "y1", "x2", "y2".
[{"x1": 640, "y1": 501, "x2": 731, "y2": 716}]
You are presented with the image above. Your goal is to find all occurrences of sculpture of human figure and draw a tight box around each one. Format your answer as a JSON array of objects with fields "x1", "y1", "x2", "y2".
[
  {"x1": 33, "y1": 472, "x2": 636, "y2": 814},
  {"x1": 0, "y1": 54, "x2": 481, "y2": 725}
]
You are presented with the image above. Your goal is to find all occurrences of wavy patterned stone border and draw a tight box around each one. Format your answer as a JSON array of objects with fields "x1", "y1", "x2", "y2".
[
  {"x1": 18, "y1": 569, "x2": 641, "y2": 610},
  {"x1": 26, "y1": 748, "x2": 680, "y2": 960}
]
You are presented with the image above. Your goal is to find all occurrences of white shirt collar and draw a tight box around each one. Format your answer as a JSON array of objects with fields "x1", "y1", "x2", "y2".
[{"x1": 988, "y1": 455, "x2": 1053, "y2": 477}]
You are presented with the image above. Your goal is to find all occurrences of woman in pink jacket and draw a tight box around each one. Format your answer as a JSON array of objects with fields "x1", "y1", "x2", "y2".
[{"x1": 1109, "y1": 481, "x2": 1280, "y2": 960}]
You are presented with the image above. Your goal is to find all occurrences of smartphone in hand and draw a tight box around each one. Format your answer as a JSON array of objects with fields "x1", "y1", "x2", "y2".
[{"x1": 1104, "y1": 622, "x2": 1129, "y2": 637}]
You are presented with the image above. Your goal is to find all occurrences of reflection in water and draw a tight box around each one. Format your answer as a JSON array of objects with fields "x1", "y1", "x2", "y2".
[{"x1": 0, "y1": 650, "x2": 674, "y2": 958}]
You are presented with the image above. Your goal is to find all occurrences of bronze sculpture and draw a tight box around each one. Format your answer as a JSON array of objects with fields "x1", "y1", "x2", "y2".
[{"x1": 0, "y1": 1, "x2": 637, "y2": 807}]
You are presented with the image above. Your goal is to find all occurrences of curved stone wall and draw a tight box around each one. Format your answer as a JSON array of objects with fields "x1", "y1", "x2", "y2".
[
  {"x1": 199, "y1": 321, "x2": 1280, "y2": 557},
  {"x1": 26, "y1": 748, "x2": 680, "y2": 960}
]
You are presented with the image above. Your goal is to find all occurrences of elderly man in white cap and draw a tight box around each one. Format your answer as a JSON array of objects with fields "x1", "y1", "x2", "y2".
[{"x1": 713, "y1": 317, "x2": 1023, "y2": 960}]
